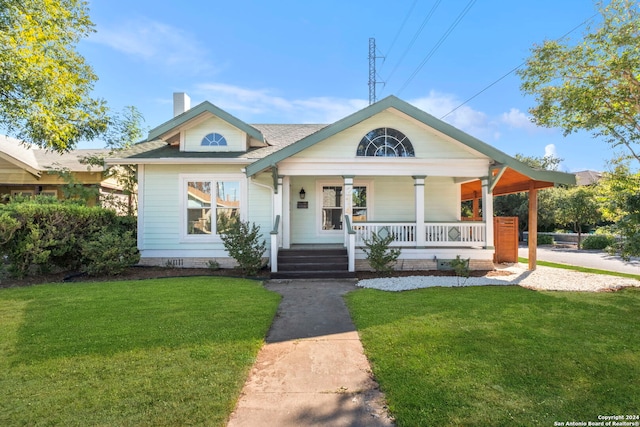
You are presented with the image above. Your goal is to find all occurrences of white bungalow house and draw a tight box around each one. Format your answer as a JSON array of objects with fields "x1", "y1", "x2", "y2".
[{"x1": 107, "y1": 94, "x2": 575, "y2": 277}]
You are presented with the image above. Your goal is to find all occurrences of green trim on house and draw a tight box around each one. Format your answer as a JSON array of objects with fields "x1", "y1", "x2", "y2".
[
  {"x1": 245, "y1": 95, "x2": 575, "y2": 186},
  {"x1": 147, "y1": 101, "x2": 265, "y2": 143}
]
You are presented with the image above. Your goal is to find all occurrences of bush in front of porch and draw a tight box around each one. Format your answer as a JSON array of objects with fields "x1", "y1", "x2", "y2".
[{"x1": 362, "y1": 231, "x2": 401, "y2": 275}]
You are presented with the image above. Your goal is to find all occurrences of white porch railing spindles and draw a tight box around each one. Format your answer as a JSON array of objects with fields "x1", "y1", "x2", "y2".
[{"x1": 353, "y1": 221, "x2": 485, "y2": 247}]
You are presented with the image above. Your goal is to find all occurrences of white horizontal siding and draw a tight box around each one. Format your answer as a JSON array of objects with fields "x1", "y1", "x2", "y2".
[
  {"x1": 247, "y1": 179, "x2": 273, "y2": 246},
  {"x1": 372, "y1": 177, "x2": 415, "y2": 221},
  {"x1": 142, "y1": 166, "x2": 181, "y2": 250},
  {"x1": 289, "y1": 176, "x2": 329, "y2": 244},
  {"x1": 183, "y1": 116, "x2": 246, "y2": 152},
  {"x1": 425, "y1": 177, "x2": 460, "y2": 221}
]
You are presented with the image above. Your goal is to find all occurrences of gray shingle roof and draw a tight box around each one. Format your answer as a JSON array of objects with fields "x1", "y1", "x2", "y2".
[
  {"x1": 111, "y1": 124, "x2": 327, "y2": 161},
  {"x1": 574, "y1": 170, "x2": 602, "y2": 186}
]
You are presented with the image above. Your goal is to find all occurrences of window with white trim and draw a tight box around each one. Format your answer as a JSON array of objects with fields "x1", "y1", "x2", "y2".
[
  {"x1": 319, "y1": 183, "x2": 370, "y2": 232},
  {"x1": 321, "y1": 186, "x2": 343, "y2": 230},
  {"x1": 201, "y1": 132, "x2": 227, "y2": 146},
  {"x1": 356, "y1": 128, "x2": 414, "y2": 157},
  {"x1": 183, "y1": 177, "x2": 241, "y2": 238},
  {"x1": 352, "y1": 186, "x2": 368, "y2": 221}
]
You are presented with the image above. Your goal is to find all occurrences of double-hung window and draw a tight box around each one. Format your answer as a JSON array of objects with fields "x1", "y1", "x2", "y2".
[
  {"x1": 182, "y1": 175, "x2": 243, "y2": 239},
  {"x1": 319, "y1": 182, "x2": 371, "y2": 233}
]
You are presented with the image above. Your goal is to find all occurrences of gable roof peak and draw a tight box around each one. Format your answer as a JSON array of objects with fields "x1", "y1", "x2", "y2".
[{"x1": 147, "y1": 99, "x2": 265, "y2": 144}]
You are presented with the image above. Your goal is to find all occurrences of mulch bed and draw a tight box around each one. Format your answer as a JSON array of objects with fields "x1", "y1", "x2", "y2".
[{"x1": 0, "y1": 265, "x2": 511, "y2": 288}]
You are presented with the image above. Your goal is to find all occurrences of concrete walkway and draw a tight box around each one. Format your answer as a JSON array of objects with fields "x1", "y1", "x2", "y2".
[
  {"x1": 227, "y1": 279, "x2": 394, "y2": 427},
  {"x1": 519, "y1": 245, "x2": 640, "y2": 275}
]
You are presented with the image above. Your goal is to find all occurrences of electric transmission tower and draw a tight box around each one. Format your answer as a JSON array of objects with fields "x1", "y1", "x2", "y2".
[{"x1": 368, "y1": 38, "x2": 384, "y2": 105}]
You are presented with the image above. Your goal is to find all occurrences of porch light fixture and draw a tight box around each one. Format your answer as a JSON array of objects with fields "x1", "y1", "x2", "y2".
[{"x1": 299, "y1": 188, "x2": 306, "y2": 199}]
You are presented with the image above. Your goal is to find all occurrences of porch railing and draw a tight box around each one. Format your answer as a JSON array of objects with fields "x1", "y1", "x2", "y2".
[{"x1": 352, "y1": 221, "x2": 486, "y2": 247}]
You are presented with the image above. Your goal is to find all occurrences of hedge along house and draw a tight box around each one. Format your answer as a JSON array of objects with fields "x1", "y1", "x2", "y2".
[{"x1": 107, "y1": 94, "x2": 575, "y2": 277}]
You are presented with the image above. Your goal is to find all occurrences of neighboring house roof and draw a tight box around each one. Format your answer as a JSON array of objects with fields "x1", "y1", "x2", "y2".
[
  {"x1": 574, "y1": 170, "x2": 602, "y2": 186},
  {"x1": 1, "y1": 134, "x2": 107, "y2": 176},
  {"x1": 0, "y1": 135, "x2": 41, "y2": 176}
]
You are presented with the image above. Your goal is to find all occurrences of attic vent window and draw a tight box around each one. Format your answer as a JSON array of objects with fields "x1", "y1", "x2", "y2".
[
  {"x1": 356, "y1": 128, "x2": 414, "y2": 157},
  {"x1": 201, "y1": 133, "x2": 227, "y2": 146}
]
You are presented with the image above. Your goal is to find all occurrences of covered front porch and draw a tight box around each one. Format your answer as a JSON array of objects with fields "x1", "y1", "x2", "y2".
[
  {"x1": 268, "y1": 173, "x2": 497, "y2": 274},
  {"x1": 264, "y1": 162, "x2": 575, "y2": 275}
]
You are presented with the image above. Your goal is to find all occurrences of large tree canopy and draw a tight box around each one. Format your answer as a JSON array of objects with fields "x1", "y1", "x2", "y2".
[
  {"x1": 0, "y1": 0, "x2": 108, "y2": 152},
  {"x1": 518, "y1": 0, "x2": 640, "y2": 163}
]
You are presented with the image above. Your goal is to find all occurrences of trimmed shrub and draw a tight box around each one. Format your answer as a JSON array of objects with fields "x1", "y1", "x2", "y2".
[
  {"x1": 81, "y1": 228, "x2": 139, "y2": 276},
  {"x1": 0, "y1": 198, "x2": 137, "y2": 277},
  {"x1": 581, "y1": 234, "x2": 616, "y2": 250}
]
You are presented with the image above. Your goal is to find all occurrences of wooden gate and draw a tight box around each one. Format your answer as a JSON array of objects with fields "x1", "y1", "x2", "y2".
[{"x1": 494, "y1": 217, "x2": 519, "y2": 263}]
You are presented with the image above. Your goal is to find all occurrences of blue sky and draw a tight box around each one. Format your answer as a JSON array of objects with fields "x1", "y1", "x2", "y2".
[{"x1": 79, "y1": 0, "x2": 614, "y2": 172}]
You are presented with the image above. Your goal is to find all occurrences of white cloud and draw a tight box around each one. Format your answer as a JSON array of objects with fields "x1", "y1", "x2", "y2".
[
  {"x1": 194, "y1": 83, "x2": 368, "y2": 123},
  {"x1": 500, "y1": 108, "x2": 543, "y2": 133},
  {"x1": 409, "y1": 91, "x2": 497, "y2": 141},
  {"x1": 544, "y1": 143, "x2": 558, "y2": 158},
  {"x1": 90, "y1": 18, "x2": 214, "y2": 73}
]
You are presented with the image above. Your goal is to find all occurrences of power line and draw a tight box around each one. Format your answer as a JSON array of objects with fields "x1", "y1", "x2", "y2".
[
  {"x1": 440, "y1": 13, "x2": 599, "y2": 120},
  {"x1": 383, "y1": 0, "x2": 443, "y2": 91},
  {"x1": 383, "y1": 0, "x2": 419, "y2": 62},
  {"x1": 397, "y1": 0, "x2": 476, "y2": 96}
]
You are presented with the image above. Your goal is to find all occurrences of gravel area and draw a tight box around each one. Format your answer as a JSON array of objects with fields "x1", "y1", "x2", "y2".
[{"x1": 357, "y1": 263, "x2": 640, "y2": 292}]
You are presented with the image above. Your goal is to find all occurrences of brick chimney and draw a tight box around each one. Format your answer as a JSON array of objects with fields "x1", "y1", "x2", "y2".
[{"x1": 173, "y1": 92, "x2": 191, "y2": 117}]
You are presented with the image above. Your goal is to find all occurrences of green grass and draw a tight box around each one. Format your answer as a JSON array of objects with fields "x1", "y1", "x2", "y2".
[
  {"x1": 346, "y1": 285, "x2": 640, "y2": 426},
  {"x1": 519, "y1": 257, "x2": 640, "y2": 280},
  {"x1": 0, "y1": 277, "x2": 280, "y2": 426}
]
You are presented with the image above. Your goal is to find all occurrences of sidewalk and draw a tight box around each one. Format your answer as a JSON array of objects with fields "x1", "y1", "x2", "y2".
[{"x1": 227, "y1": 279, "x2": 394, "y2": 427}]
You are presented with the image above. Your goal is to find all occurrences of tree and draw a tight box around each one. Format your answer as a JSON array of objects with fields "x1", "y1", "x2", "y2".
[
  {"x1": 596, "y1": 158, "x2": 640, "y2": 259},
  {"x1": 554, "y1": 186, "x2": 602, "y2": 248},
  {"x1": 80, "y1": 106, "x2": 146, "y2": 215},
  {"x1": 518, "y1": 0, "x2": 640, "y2": 164},
  {"x1": 0, "y1": 0, "x2": 108, "y2": 152}
]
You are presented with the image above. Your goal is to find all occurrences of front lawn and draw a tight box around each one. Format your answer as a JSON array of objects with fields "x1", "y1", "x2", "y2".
[
  {"x1": 346, "y1": 285, "x2": 640, "y2": 426},
  {"x1": 0, "y1": 277, "x2": 280, "y2": 426}
]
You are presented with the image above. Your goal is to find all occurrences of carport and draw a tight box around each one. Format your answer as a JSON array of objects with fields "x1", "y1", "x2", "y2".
[{"x1": 461, "y1": 164, "x2": 576, "y2": 270}]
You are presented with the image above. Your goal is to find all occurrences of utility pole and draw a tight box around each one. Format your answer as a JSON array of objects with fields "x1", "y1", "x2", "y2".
[{"x1": 368, "y1": 38, "x2": 384, "y2": 105}]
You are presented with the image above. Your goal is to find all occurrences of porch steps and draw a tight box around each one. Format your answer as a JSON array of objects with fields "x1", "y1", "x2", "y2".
[{"x1": 271, "y1": 248, "x2": 356, "y2": 279}]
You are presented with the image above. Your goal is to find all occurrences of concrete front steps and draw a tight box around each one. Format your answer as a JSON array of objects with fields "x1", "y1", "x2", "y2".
[{"x1": 271, "y1": 247, "x2": 356, "y2": 279}]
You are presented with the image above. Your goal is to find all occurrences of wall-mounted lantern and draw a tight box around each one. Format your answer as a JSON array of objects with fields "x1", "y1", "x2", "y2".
[{"x1": 299, "y1": 188, "x2": 306, "y2": 199}]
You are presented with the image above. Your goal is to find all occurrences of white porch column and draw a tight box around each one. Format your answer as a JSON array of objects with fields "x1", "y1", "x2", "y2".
[
  {"x1": 274, "y1": 176, "x2": 284, "y2": 246},
  {"x1": 414, "y1": 176, "x2": 426, "y2": 247},
  {"x1": 482, "y1": 178, "x2": 495, "y2": 249},
  {"x1": 343, "y1": 176, "x2": 354, "y2": 244},
  {"x1": 282, "y1": 175, "x2": 291, "y2": 249}
]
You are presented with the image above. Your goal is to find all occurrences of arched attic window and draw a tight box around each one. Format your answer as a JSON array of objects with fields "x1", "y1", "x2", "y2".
[
  {"x1": 201, "y1": 132, "x2": 227, "y2": 146},
  {"x1": 356, "y1": 128, "x2": 415, "y2": 157}
]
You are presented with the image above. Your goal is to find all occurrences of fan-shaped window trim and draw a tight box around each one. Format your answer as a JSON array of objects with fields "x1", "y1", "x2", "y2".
[
  {"x1": 356, "y1": 128, "x2": 414, "y2": 157},
  {"x1": 201, "y1": 132, "x2": 227, "y2": 146}
]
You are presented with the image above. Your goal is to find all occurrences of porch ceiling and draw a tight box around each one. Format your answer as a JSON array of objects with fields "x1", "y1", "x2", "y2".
[{"x1": 461, "y1": 167, "x2": 570, "y2": 200}]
